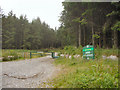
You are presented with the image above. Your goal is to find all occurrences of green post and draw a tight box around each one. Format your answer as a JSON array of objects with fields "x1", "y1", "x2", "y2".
[
  {"x1": 51, "y1": 52, "x2": 55, "y2": 58},
  {"x1": 51, "y1": 52, "x2": 59, "y2": 59}
]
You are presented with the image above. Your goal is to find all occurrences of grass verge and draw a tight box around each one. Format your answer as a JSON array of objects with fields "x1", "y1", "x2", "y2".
[
  {"x1": 45, "y1": 57, "x2": 118, "y2": 88},
  {"x1": 2, "y1": 49, "x2": 46, "y2": 61}
]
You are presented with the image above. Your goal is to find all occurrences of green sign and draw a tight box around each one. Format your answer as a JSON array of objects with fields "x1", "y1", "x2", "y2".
[
  {"x1": 83, "y1": 45, "x2": 95, "y2": 60},
  {"x1": 83, "y1": 48, "x2": 94, "y2": 51}
]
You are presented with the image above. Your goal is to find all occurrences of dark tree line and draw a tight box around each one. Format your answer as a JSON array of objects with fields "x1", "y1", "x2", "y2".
[
  {"x1": 2, "y1": 11, "x2": 57, "y2": 49},
  {"x1": 1, "y1": 2, "x2": 120, "y2": 50},
  {"x1": 57, "y1": 2, "x2": 120, "y2": 48}
]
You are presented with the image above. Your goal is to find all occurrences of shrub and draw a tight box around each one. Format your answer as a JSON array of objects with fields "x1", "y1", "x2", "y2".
[
  {"x1": 64, "y1": 46, "x2": 82, "y2": 55},
  {"x1": 2, "y1": 57, "x2": 10, "y2": 61},
  {"x1": 64, "y1": 46, "x2": 75, "y2": 55}
]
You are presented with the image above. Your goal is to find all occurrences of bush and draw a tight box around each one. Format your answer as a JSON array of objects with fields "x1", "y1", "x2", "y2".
[
  {"x1": 2, "y1": 57, "x2": 10, "y2": 61},
  {"x1": 75, "y1": 45, "x2": 83, "y2": 56},
  {"x1": 64, "y1": 46, "x2": 83, "y2": 55},
  {"x1": 64, "y1": 46, "x2": 75, "y2": 55},
  {"x1": 2, "y1": 55, "x2": 19, "y2": 61},
  {"x1": 2, "y1": 50, "x2": 19, "y2": 61}
]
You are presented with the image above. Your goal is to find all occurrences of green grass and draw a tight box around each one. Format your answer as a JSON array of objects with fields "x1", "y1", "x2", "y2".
[
  {"x1": 2, "y1": 49, "x2": 45, "y2": 61},
  {"x1": 95, "y1": 48, "x2": 119, "y2": 57},
  {"x1": 39, "y1": 47, "x2": 118, "y2": 88},
  {"x1": 47, "y1": 57, "x2": 118, "y2": 88}
]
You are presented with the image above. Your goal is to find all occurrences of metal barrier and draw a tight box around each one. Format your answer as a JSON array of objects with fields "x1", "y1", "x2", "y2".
[
  {"x1": 30, "y1": 51, "x2": 52, "y2": 58},
  {"x1": 29, "y1": 51, "x2": 59, "y2": 59}
]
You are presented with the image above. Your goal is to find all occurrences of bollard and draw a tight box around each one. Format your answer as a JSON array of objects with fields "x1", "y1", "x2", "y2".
[{"x1": 51, "y1": 52, "x2": 55, "y2": 58}]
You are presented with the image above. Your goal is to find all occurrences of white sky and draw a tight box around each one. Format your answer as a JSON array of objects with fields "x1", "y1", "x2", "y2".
[{"x1": 1, "y1": 0, "x2": 64, "y2": 29}]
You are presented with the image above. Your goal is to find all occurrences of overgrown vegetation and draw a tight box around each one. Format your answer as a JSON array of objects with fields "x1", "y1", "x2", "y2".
[
  {"x1": 46, "y1": 57, "x2": 118, "y2": 88},
  {"x1": 2, "y1": 49, "x2": 45, "y2": 61},
  {"x1": 60, "y1": 46, "x2": 118, "y2": 58},
  {"x1": 39, "y1": 46, "x2": 118, "y2": 88}
]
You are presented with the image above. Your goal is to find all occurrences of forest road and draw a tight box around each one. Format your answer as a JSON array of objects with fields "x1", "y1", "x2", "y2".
[{"x1": 1, "y1": 56, "x2": 58, "y2": 88}]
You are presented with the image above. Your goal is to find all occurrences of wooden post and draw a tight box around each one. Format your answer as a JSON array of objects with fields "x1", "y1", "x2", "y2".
[{"x1": 30, "y1": 52, "x2": 32, "y2": 59}]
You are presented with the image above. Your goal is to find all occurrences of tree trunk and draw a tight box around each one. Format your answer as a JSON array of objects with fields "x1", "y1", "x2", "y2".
[
  {"x1": 78, "y1": 24, "x2": 81, "y2": 46},
  {"x1": 103, "y1": 32, "x2": 106, "y2": 48},
  {"x1": 84, "y1": 26, "x2": 86, "y2": 46},
  {"x1": 76, "y1": 26, "x2": 79, "y2": 48},
  {"x1": 92, "y1": 22, "x2": 95, "y2": 46},
  {"x1": 114, "y1": 30, "x2": 118, "y2": 48},
  {"x1": 99, "y1": 33, "x2": 101, "y2": 48}
]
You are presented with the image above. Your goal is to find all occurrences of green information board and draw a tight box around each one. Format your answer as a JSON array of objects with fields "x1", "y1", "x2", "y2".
[{"x1": 83, "y1": 45, "x2": 95, "y2": 60}]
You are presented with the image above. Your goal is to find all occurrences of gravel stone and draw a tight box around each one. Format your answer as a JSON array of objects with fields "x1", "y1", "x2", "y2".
[{"x1": 2, "y1": 56, "x2": 56, "y2": 88}]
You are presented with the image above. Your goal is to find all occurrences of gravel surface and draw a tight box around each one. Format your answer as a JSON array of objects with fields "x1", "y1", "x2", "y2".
[{"x1": 2, "y1": 56, "x2": 57, "y2": 88}]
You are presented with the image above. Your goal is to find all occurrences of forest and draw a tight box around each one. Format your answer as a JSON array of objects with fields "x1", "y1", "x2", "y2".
[
  {"x1": 1, "y1": 2, "x2": 120, "y2": 49},
  {"x1": 1, "y1": 2, "x2": 119, "y2": 88}
]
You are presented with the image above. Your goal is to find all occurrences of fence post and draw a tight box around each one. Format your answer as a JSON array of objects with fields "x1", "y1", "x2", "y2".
[
  {"x1": 30, "y1": 52, "x2": 32, "y2": 59},
  {"x1": 24, "y1": 52, "x2": 25, "y2": 59}
]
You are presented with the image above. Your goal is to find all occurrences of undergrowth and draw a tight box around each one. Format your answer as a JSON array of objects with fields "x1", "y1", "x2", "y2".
[
  {"x1": 2, "y1": 49, "x2": 45, "y2": 61},
  {"x1": 57, "y1": 46, "x2": 119, "y2": 58},
  {"x1": 47, "y1": 57, "x2": 118, "y2": 88}
]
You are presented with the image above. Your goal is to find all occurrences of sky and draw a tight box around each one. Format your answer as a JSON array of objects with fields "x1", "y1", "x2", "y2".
[{"x1": 1, "y1": 0, "x2": 64, "y2": 29}]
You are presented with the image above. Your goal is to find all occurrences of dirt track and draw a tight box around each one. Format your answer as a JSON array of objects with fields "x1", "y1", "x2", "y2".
[{"x1": 2, "y1": 56, "x2": 57, "y2": 88}]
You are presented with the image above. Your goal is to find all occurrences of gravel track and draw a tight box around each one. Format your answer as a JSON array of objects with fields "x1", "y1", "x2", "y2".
[{"x1": 2, "y1": 56, "x2": 57, "y2": 88}]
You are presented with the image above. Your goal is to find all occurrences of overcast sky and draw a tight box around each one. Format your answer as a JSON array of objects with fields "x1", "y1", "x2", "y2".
[{"x1": 1, "y1": 0, "x2": 64, "y2": 29}]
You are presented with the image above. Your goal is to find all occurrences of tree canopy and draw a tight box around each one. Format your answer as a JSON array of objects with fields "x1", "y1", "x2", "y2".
[
  {"x1": 2, "y1": 11, "x2": 57, "y2": 49},
  {"x1": 57, "y1": 2, "x2": 120, "y2": 48},
  {"x1": 2, "y1": 2, "x2": 120, "y2": 49}
]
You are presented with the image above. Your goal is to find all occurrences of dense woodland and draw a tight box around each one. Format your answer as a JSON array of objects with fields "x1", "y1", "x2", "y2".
[
  {"x1": 1, "y1": 2, "x2": 120, "y2": 49},
  {"x1": 2, "y1": 12, "x2": 57, "y2": 49}
]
